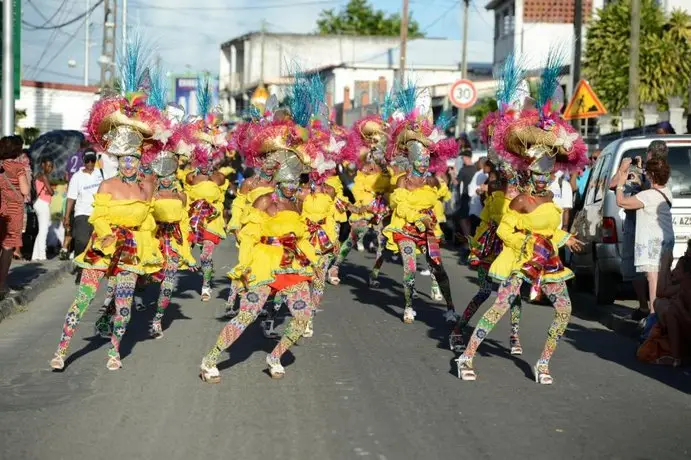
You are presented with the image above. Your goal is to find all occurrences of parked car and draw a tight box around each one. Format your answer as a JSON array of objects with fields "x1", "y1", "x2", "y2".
[{"x1": 569, "y1": 135, "x2": 691, "y2": 304}]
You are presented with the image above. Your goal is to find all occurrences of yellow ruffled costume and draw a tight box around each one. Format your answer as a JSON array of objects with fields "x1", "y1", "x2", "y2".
[
  {"x1": 383, "y1": 185, "x2": 444, "y2": 252},
  {"x1": 75, "y1": 193, "x2": 163, "y2": 275},
  {"x1": 302, "y1": 192, "x2": 338, "y2": 255},
  {"x1": 228, "y1": 209, "x2": 317, "y2": 288},
  {"x1": 350, "y1": 171, "x2": 390, "y2": 222},
  {"x1": 152, "y1": 198, "x2": 196, "y2": 269},
  {"x1": 488, "y1": 201, "x2": 572, "y2": 283},
  {"x1": 227, "y1": 185, "x2": 273, "y2": 232},
  {"x1": 325, "y1": 175, "x2": 348, "y2": 223},
  {"x1": 185, "y1": 180, "x2": 229, "y2": 240},
  {"x1": 472, "y1": 190, "x2": 510, "y2": 240}
]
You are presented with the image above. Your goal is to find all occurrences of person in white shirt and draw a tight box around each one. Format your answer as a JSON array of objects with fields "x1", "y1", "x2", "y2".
[
  {"x1": 63, "y1": 150, "x2": 104, "y2": 258},
  {"x1": 549, "y1": 171, "x2": 573, "y2": 231},
  {"x1": 467, "y1": 157, "x2": 489, "y2": 234}
]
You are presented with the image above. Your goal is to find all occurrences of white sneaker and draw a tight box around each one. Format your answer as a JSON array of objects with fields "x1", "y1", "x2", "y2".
[
  {"x1": 444, "y1": 309, "x2": 460, "y2": 323},
  {"x1": 201, "y1": 287, "x2": 212, "y2": 302},
  {"x1": 403, "y1": 307, "x2": 417, "y2": 324},
  {"x1": 420, "y1": 269, "x2": 431, "y2": 276},
  {"x1": 357, "y1": 242, "x2": 365, "y2": 252},
  {"x1": 431, "y1": 286, "x2": 444, "y2": 302}
]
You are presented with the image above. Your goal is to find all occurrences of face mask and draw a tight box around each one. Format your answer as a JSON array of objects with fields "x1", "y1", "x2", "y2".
[{"x1": 118, "y1": 155, "x2": 140, "y2": 181}]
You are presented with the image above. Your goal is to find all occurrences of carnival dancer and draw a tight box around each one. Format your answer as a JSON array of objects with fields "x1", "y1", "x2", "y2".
[
  {"x1": 449, "y1": 55, "x2": 528, "y2": 352},
  {"x1": 50, "y1": 73, "x2": 167, "y2": 370},
  {"x1": 184, "y1": 78, "x2": 229, "y2": 302},
  {"x1": 381, "y1": 85, "x2": 458, "y2": 324},
  {"x1": 455, "y1": 51, "x2": 587, "y2": 384},
  {"x1": 200, "y1": 125, "x2": 318, "y2": 382},
  {"x1": 328, "y1": 116, "x2": 391, "y2": 285}
]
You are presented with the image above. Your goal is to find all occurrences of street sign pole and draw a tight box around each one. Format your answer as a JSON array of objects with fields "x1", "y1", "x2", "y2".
[{"x1": 2, "y1": 0, "x2": 14, "y2": 135}]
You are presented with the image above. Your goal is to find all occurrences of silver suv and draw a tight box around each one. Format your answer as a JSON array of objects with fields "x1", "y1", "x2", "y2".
[{"x1": 569, "y1": 135, "x2": 691, "y2": 304}]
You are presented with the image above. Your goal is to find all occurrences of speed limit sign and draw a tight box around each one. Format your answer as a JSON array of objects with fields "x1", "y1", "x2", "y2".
[{"x1": 449, "y1": 79, "x2": 477, "y2": 109}]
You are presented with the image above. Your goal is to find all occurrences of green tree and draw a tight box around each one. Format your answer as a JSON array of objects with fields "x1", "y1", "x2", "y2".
[
  {"x1": 583, "y1": 0, "x2": 691, "y2": 114},
  {"x1": 469, "y1": 97, "x2": 498, "y2": 128},
  {"x1": 316, "y1": 0, "x2": 424, "y2": 37}
]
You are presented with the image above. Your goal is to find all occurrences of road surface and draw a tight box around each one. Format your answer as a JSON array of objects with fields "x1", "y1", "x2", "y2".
[{"x1": 0, "y1": 241, "x2": 689, "y2": 460}]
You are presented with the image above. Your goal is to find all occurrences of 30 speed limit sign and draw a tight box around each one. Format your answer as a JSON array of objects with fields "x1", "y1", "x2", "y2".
[{"x1": 449, "y1": 79, "x2": 477, "y2": 109}]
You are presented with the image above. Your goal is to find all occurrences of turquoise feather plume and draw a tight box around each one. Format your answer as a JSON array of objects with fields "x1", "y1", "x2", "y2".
[
  {"x1": 148, "y1": 66, "x2": 168, "y2": 110},
  {"x1": 495, "y1": 54, "x2": 527, "y2": 109},
  {"x1": 393, "y1": 80, "x2": 418, "y2": 116},
  {"x1": 435, "y1": 111, "x2": 455, "y2": 131},
  {"x1": 536, "y1": 45, "x2": 566, "y2": 112},
  {"x1": 196, "y1": 75, "x2": 212, "y2": 119},
  {"x1": 117, "y1": 33, "x2": 151, "y2": 95}
]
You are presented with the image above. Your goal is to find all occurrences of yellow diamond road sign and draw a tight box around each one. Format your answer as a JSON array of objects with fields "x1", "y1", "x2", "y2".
[{"x1": 563, "y1": 80, "x2": 607, "y2": 120}]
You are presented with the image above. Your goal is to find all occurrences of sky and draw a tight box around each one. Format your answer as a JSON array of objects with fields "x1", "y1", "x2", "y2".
[{"x1": 22, "y1": 0, "x2": 495, "y2": 86}]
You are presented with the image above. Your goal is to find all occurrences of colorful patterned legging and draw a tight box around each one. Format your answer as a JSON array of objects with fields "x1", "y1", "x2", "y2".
[
  {"x1": 56, "y1": 269, "x2": 138, "y2": 359},
  {"x1": 154, "y1": 256, "x2": 179, "y2": 326},
  {"x1": 200, "y1": 240, "x2": 215, "y2": 290},
  {"x1": 368, "y1": 223, "x2": 389, "y2": 282},
  {"x1": 202, "y1": 281, "x2": 313, "y2": 368},
  {"x1": 311, "y1": 253, "x2": 333, "y2": 307},
  {"x1": 333, "y1": 220, "x2": 369, "y2": 268},
  {"x1": 397, "y1": 239, "x2": 454, "y2": 311},
  {"x1": 454, "y1": 267, "x2": 523, "y2": 341},
  {"x1": 460, "y1": 276, "x2": 572, "y2": 372}
]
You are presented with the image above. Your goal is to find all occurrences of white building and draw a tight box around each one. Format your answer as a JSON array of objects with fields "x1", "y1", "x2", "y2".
[
  {"x1": 15, "y1": 80, "x2": 99, "y2": 134},
  {"x1": 218, "y1": 33, "x2": 494, "y2": 123}
]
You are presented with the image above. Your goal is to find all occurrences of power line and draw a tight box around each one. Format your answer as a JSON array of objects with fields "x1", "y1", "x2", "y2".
[
  {"x1": 26, "y1": 0, "x2": 69, "y2": 28},
  {"x1": 422, "y1": 0, "x2": 459, "y2": 32},
  {"x1": 34, "y1": 22, "x2": 85, "y2": 80},
  {"x1": 23, "y1": 65, "x2": 83, "y2": 82},
  {"x1": 29, "y1": 0, "x2": 77, "y2": 78},
  {"x1": 22, "y1": 0, "x2": 105, "y2": 30},
  {"x1": 128, "y1": 0, "x2": 340, "y2": 11}
]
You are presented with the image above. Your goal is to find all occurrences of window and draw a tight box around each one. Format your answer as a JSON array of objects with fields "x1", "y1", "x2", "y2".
[{"x1": 619, "y1": 146, "x2": 691, "y2": 199}]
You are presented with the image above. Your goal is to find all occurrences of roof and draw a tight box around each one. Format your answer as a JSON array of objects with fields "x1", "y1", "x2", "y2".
[
  {"x1": 221, "y1": 31, "x2": 402, "y2": 49},
  {"x1": 345, "y1": 38, "x2": 493, "y2": 69}
]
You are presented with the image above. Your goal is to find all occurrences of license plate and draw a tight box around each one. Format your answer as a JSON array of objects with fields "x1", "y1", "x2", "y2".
[{"x1": 673, "y1": 215, "x2": 691, "y2": 238}]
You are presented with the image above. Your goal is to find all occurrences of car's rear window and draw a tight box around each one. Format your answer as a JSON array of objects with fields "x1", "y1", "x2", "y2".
[{"x1": 620, "y1": 145, "x2": 691, "y2": 198}]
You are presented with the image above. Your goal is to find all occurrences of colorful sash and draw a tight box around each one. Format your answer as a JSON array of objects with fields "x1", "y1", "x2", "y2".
[
  {"x1": 369, "y1": 194, "x2": 390, "y2": 225},
  {"x1": 156, "y1": 222, "x2": 183, "y2": 259},
  {"x1": 520, "y1": 232, "x2": 563, "y2": 300},
  {"x1": 400, "y1": 208, "x2": 441, "y2": 264},
  {"x1": 188, "y1": 199, "x2": 219, "y2": 244},
  {"x1": 306, "y1": 218, "x2": 334, "y2": 254},
  {"x1": 260, "y1": 234, "x2": 311, "y2": 268},
  {"x1": 84, "y1": 226, "x2": 139, "y2": 276},
  {"x1": 468, "y1": 221, "x2": 503, "y2": 268}
]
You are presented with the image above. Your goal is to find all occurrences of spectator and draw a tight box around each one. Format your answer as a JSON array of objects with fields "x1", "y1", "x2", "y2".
[
  {"x1": 615, "y1": 157, "x2": 674, "y2": 319},
  {"x1": 63, "y1": 150, "x2": 103, "y2": 260},
  {"x1": 66, "y1": 139, "x2": 89, "y2": 182},
  {"x1": 576, "y1": 149, "x2": 600, "y2": 199},
  {"x1": 656, "y1": 121, "x2": 676, "y2": 135},
  {"x1": 31, "y1": 158, "x2": 55, "y2": 261},
  {"x1": 0, "y1": 136, "x2": 30, "y2": 299},
  {"x1": 549, "y1": 170, "x2": 573, "y2": 231},
  {"x1": 610, "y1": 140, "x2": 669, "y2": 320},
  {"x1": 14, "y1": 148, "x2": 33, "y2": 260},
  {"x1": 467, "y1": 157, "x2": 489, "y2": 235},
  {"x1": 454, "y1": 149, "x2": 476, "y2": 261},
  {"x1": 637, "y1": 246, "x2": 691, "y2": 366}
]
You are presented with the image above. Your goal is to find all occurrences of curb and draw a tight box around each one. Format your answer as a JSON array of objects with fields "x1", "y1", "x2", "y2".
[
  {"x1": 0, "y1": 261, "x2": 73, "y2": 325},
  {"x1": 570, "y1": 291, "x2": 641, "y2": 340}
]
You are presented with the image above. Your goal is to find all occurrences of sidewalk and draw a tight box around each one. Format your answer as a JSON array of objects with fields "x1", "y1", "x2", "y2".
[{"x1": 0, "y1": 258, "x2": 72, "y2": 324}]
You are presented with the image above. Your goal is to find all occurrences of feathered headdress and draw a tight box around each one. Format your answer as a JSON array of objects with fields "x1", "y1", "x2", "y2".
[
  {"x1": 491, "y1": 47, "x2": 587, "y2": 174},
  {"x1": 85, "y1": 35, "x2": 167, "y2": 159},
  {"x1": 385, "y1": 81, "x2": 457, "y2": 174},
  {"x1": 189, "y1": 75, "x2": 228, "y2": 171}
]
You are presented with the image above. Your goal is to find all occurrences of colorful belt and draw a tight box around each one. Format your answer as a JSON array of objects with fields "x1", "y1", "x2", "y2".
[
  {"x1": 306, "y1": 218, "x2": 334, "y2": 254},
  {"x1": 84, "y1": 225, "x2": 139, "y2": 276},
  {"x1": 260, "y1": 233, "x2": 311, "y2": 268},
  {"x1": 468, "y1": 221, "x2": 503, "y2": 267},
  {"x1": 188, "y1": 199, "x2": 219, "y2": 244},
  {"x1": 156, "y1": 222, "x2": 183, "y2": 258},
  {"x1": 520, "y1": 231, "x2": 563, "y2": 299}
]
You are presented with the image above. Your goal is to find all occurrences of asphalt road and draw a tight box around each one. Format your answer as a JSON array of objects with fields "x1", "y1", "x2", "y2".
[{"x1": 0, "y1": 241, "x2": 689, "y2": 460}]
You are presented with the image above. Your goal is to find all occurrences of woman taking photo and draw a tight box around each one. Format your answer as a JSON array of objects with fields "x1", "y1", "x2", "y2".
[{"x1": 31, "y1": 158, "x2": 55, "y2": 261}]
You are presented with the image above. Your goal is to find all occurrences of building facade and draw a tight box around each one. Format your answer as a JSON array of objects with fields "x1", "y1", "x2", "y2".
[{"x1": 16, "y1": 81, "x2": 99, "y2": 134}]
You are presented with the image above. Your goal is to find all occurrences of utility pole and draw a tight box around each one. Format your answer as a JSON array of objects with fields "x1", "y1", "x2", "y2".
[
  {"x1": 2, "y1": 0, "x2": 15, "y2": 135},
  {"x1": 84, "y1": 0, "x2": 90, "y2": 86},
  {"x1": 572, "y1": 0, "x2": 583, "y2": 132},
  {"x1": 260, "y1": 19, "x2": 266, "y2": 84},
  {"x1": 628, "y1": 0, "x2": 640, "y2": 115},
  {"x1": 122, "y1": 0, "x2": 128, "y2": 56},
  {"x1": 457, "y1": 0, "x2": 469, "y2": 137},
  {"x1": 99, "y1": 0, "x2": 117, "y2": 90},
  {"x1": 399, "y1": 0, "x2": 409, "y2": 85}
]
